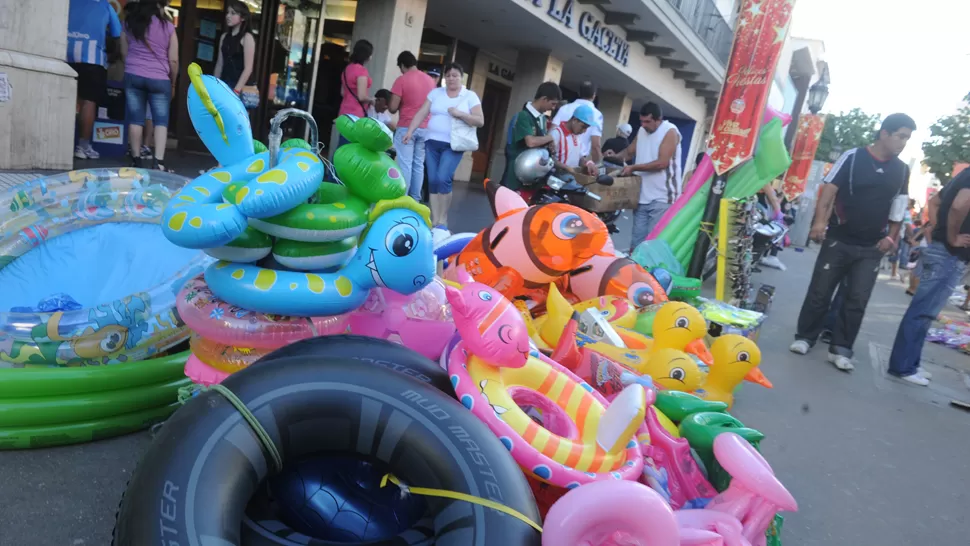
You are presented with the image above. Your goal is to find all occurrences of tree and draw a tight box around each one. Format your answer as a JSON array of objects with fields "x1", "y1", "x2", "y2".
[
  {"x1": 815, "y1": 108, "x2": 882, "y2": 161},
  {"x1": 921, "y1": 94, "x2": 970, "y2": 185}
]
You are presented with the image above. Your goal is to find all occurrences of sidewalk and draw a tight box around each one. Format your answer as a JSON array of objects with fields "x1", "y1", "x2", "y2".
[{"x1": 732, "y1": 246, "x2": 970, "y2": 545}]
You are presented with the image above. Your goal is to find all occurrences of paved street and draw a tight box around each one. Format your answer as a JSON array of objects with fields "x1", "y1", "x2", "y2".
[{"x1": 1, "y1": 182, "x2": 969, "y2": 545}]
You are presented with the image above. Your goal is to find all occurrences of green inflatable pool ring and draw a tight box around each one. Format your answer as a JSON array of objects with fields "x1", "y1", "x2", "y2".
[
  {"x1": 0, "y1": 351, "x2": 189, "y2": 398},
  {"x1": 244, "y1": 183, "x2": 370, "y2": 243},
  {"x1": 205, "y1": 226, "x2": 273, "y2": 262},
  {"x1": 281, "y1": 138, "x2": 313, "y2": 150},
  {"x1": 0, "y1": 402, "x2": 181, "y2": 450},
  {"x1": 0, "y1": 351, "x2": 189, "y2": 448},
  {"x1": 0, "y1": 377, "x2": 190, "y2": 428},
  {"x1": 272, "y1": 236, "x2": 358, "y2": 271}
]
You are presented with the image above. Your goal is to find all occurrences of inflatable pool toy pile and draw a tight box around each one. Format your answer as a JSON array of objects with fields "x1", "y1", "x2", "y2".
[
  {"x1": 157, "y1": 64, "x2": 441, "y2": 384},
  {"x1": 110, "y1": 64, "x2": 797, "y2": 545},
  {"x1": 0, "y1": 168, "x2": 211, "y2": 448}
]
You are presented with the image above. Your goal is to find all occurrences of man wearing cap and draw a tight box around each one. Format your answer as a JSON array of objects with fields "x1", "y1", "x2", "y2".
[
  {"x1": 552, "y1": 81, "x2": 605, "y2": 164},
  {"x1": 426, "y1": 68, "x2": 441, "y2": 87},
  {"x1": 602, "y1": 124, "x2": 633, "y2": 159},
  {"x1": 549, "y1": 105, "x2": 598, "y2": 176}
]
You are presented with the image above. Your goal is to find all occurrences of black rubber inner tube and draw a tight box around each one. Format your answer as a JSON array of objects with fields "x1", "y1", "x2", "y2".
[
  {"x1": 256, "y1": 335, "x2": 454, "y2": 397},
  {"x1": 113, "y1": 354, "x2": 541, "y2": 546}
]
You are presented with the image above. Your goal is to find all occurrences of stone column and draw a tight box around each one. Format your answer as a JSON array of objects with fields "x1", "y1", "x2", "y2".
[
  {"x1": 597, "y1": 89, "x2": 633, "y2": 141},
  {"x1": 350, "y1": 0, "x2": 429, "y2": 92},
  {"x1": 489, "y1": 50, "x2": 564, "y2": 182},
  {"x1": 0, "y1": 0, "x2": 78, "y2": 170}
]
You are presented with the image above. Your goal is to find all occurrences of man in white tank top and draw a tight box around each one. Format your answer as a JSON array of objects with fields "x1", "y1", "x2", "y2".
[{"x1": 604, "y1": 102, "x2": 683, "y2": 253}]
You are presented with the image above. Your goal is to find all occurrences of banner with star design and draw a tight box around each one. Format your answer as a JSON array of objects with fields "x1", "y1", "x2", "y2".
[
  {"x1": 707, "y1": 0, "x2": 795, "y2": 176},
  {"x1": 782, "y1": 113, "x2": 826, "y2": 200}
]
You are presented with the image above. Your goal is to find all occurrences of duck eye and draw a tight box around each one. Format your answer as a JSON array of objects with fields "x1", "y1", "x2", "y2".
[
  {"x1": 478, "y1": 290, "x2": 492, "y2": 301},
  {"x1": 669, "y1": 368, "x2": 685, "y2": 381},
  {"x1": 738, "y1": 351, "x2": 750, "y2": 362},
  {"x1": 674, "y1": 317, "x2": 689, "y2": 328}
]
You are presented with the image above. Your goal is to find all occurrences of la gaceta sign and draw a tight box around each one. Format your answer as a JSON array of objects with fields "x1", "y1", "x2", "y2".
[{"x1": 529, "y1": 0, "x2": 630, "y2": 66}]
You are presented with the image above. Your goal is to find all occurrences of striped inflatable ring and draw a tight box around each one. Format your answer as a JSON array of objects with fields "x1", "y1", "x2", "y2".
[{"x1": 447, "y1": 342, "x2": 644, "y2": 489}]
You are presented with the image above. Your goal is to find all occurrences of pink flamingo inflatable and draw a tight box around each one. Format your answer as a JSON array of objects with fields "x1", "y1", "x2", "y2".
[
  {"x1": 542, "y1": 480, "x2": 681, "y2": 546},
  {"x1": 703, "y1": 432, "x2": 797, "y2": 546}
]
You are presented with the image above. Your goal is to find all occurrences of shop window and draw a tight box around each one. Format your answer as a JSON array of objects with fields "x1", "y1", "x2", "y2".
[{"x1": 267, "y1": 2, "x2": 324, "y2": 138}]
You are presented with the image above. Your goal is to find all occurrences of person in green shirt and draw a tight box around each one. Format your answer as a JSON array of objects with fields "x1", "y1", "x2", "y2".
[{"x1": 501, "y1": 81, "x2": 563, "y2": 191}]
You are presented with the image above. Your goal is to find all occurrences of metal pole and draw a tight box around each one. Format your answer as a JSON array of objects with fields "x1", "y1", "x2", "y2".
[
  {"x1": 687, "y1": 172, "x2": 727, "y2": 278},
  {"x1": 269, "y1": 108, "x2": 319, "y2": 167}
]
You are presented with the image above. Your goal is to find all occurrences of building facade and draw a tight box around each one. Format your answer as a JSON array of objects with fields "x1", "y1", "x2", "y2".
[{"x1": 3, "y1": 0, "x2": 737, "y2": 176}]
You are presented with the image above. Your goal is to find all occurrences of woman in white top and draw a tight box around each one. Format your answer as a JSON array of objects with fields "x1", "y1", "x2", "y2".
[{"x1": 404, "y1": 63, "x2": 484, "y2": 228}]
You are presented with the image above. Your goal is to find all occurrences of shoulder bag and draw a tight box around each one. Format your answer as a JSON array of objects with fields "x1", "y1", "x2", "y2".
[
  {"x1": 343, "y1": 67, "x2": 368, "y2": 117},
  {"x1": 450, "y1": 89, "x2": 479, "y2": 152}
]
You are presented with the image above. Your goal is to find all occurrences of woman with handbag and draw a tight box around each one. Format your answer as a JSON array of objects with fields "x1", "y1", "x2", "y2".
[
  {"x1": 337, "y1": 39, "x2": 374, "y2": 147},
  {"x1": 402, "y1": 63, "x2": 483, "y2": 228},
  {"x1": 214, "y1": 1, "x2": 257, "y2": 106},
  {"x1": 121, "y1": 0, "x2": 178, "y2": 171}
]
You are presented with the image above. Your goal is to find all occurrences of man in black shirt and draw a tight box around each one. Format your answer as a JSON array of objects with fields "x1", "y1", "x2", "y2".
[
  {"x1": 887, "y1": 170, "x2": 970, "y2": 385},
  {"x1": 790, "y1": 113, "x2": 916, "y2": 372}
]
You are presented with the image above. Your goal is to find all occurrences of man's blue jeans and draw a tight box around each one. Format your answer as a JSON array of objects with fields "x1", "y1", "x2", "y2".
[
  {"x1": 394, "y1": 127, "x2": 427, "y2": 201},
  {"x1": 888, "y1": 242, "x2": 967, "y2": 376},
  {"x1": 630, "y1": 200, "x2": 669, "y2": 252}
]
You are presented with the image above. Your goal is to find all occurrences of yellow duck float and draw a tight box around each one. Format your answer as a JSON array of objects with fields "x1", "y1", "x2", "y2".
[
  {"x1": 694, "y1": 334, "x2": 770, "y2": 408},
  {"x1": 529, "y1": 285, "x2": 711, "y2": 389}
]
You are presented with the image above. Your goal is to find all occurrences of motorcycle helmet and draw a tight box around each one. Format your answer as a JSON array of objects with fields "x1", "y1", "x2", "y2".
[{"x1": 515, "y1": 148, "x2": 554, "y2": 184}]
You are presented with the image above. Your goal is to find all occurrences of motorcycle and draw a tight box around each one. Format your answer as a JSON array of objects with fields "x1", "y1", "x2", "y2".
[{"x1": 515, "y1": 148, "x2": 620, "y2": 233}]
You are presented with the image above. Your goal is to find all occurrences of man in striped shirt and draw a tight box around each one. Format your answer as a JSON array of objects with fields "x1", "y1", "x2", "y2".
[
  {"x1": 67, "y1": 0, "x2": 122, "y2": 160},
  {"x1": 549, "y1": 104, "x2": 599, "y2": 176}
]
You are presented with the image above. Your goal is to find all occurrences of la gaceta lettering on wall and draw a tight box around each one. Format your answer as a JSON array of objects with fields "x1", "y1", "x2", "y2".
[{"x1": 529, "y1": 0, "x2": 630, "y2": 66}]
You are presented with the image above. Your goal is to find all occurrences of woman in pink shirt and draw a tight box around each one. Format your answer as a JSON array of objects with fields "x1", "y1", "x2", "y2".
[
  {"x1": 337, "y1": 39, "x2": 373, "y2": 147},
  {"x1": 121, "y1": 0, "x2": 178, "y2": 171}
]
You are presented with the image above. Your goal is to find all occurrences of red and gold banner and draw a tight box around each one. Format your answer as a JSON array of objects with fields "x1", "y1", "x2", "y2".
[
  {"x1": 707, "y1": 0, "x2": 796, "y2": 176},
  {"x1": 781, "y1": 113, "x2": 826, "y2": 200}
]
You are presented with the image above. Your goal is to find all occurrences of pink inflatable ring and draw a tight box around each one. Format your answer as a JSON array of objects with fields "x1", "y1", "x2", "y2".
[{"x1": 176, "y1": 275, "x2": 349, "y2": 349}]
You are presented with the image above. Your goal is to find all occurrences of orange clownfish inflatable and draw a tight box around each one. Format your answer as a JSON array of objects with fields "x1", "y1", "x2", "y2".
[
  {"x1": 568, "y1": 255, "x2": 669, "y2": 307},
  {"x1": 447, "y1": 181, "x2": 610, "y2": 298}
]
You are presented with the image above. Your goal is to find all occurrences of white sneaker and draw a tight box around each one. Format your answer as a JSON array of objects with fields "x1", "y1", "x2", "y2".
[
  {"x1": 789, "y1": 340, "x2": 810, "y2": 355},
  {"x1": 897, "y1": 372, "x2": 930, "y2": 386},
  {"x1": 827, "y1": 353, "x2": 854, "y2": 372},
  {"x1": 74, "y1": 145, "x2": 100, "y2": 159},
  {"x1": 916, "y1": 367, "x2": 932, "y2": 379},
  {"x1": 760, "y1": 255, "x2": 787, "y2": 271}
]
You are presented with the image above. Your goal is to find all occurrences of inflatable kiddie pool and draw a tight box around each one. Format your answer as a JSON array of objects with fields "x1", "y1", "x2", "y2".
[{"x1": 0, "y1": 168, "x2": 213, "y2": 448}]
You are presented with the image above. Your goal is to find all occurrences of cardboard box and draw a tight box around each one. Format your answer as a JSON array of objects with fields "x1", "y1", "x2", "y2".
[{"x1": 573, "y1": 174, "x2": 640, "y2": 212}]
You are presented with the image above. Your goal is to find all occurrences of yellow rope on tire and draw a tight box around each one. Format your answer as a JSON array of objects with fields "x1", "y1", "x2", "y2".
[{"x1": 380, "y1": 473, "x2": 543, "y2": 533}]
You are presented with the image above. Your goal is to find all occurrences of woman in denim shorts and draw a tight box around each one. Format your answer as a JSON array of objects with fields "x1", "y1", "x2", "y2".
[{"x1": 122, "y1": 0, "x2": 178, "y2": 171}]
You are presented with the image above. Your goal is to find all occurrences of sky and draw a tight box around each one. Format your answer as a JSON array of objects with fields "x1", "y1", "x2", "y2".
[{"x1": 790, "y1": 0, "x2": 970, "y2": 166}]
